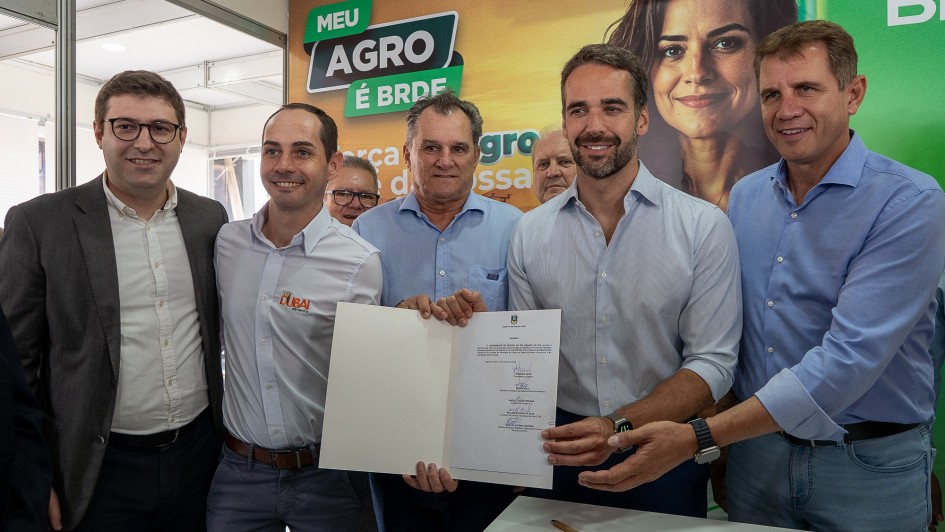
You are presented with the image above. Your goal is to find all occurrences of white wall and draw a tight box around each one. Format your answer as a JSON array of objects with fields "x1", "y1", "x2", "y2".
[
  {"x1": 0, "y1": 58, "x2": 261, "y2": 173},
  {"x1": 210, "y1": 104, "x2": 278, "y2": 148},
  {"x1": 0, "y1": 61, "x2": 210, "y2": 139},
  {"x1": 213, "y1": 0, "x2": 287, "y2": 33},
  {"x1": 0, "y1": 0, "x2": 286, "y2": 213}
]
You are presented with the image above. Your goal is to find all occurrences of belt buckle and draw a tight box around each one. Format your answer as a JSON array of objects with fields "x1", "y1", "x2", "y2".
[
  {"x1": 267, "y1": 450, "x2": 303, "y2": 468},
  {"x1": 158, "y1": 428, "x2": 180, "y2": 448}
]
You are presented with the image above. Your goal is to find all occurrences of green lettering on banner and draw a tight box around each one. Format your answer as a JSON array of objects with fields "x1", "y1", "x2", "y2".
[
  {"x1": 344, "y1": 65, "x2": 463, "y2": 117},
  {"x1": 304, "y1": 0, "x2": 372, "y2": 43}
]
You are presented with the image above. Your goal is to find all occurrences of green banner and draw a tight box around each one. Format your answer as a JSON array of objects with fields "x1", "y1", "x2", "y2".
[
  {"x1": 308, "y1": 11, "x2": 459, "y2": 93},
  {"x1": 821, "y1": 0, "x2": 945, "y2": 185},
  {"x1": 344, "y1": 65, "x2": 463, "y2": 117},
  {"x1": 304, "y1": 0, "x2": 372, "y2": 43}
]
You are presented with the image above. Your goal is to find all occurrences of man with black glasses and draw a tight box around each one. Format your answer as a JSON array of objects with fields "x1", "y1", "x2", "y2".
[
  {"x1": 324, "y1": 155, "x2": 380, "y2": 226},
  {"x1": 0, "y1": 70, "x2": 227, "y2": 531}
]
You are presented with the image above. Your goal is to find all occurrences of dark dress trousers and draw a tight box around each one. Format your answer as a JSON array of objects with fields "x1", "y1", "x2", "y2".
[{"x1": 0, "y1": 304, "x2": 52, "y2": 531}]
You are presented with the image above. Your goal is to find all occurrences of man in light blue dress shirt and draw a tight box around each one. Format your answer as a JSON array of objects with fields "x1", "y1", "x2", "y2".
[
  {"x1": 508, "y1": 44, "x2": 741, "y2": 517},
  {"x1": 591, "y1": 21, "x2": 945, "y2": 531},
  {"x1": 207, "y1": 103, "x2": 383, "y2": 531},
  {"x1": 354, "y1": 92, "x2": 522, "y2": 532}
]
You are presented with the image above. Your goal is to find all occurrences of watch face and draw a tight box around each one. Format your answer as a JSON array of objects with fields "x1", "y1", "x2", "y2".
[
  {"x1": 606, "y1": 415, "x2": 634, "y2": 453},
  {"x1": 695, "y1": 446, "x2": 721, "y2": 464}
]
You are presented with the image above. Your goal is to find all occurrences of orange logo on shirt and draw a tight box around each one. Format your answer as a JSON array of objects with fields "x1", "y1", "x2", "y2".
[{"x1": 279, "y1": 291, "x2": 311, "y2": 313}]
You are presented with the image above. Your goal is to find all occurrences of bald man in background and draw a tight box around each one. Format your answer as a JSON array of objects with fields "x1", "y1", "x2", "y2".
[{"x1": 531, "y1": 130, "x2": 576, "y2": 204}]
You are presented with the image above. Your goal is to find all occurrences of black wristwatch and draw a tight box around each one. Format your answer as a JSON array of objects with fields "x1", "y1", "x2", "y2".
[
  {"x1": 605, "y1": 412, "x2": 634, "y2": 453},
  {"x1": 688, "y1": 418, "x2": 721, "y2": 464}
]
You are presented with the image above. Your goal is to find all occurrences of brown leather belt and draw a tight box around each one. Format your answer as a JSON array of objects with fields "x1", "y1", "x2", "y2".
[
  {"x1": 108, "y1": 408, "x2": 210, "y2": 449},
  {"x1": 224, "y1": 432, "x2": 319, "y2": 469},
  {"x1": 781, "y1": 421, "x2": 918, "y2": 446}
]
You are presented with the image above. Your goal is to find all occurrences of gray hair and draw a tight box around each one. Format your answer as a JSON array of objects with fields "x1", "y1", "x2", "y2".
[{"x1": 405, "y1": 91, "x2": 484, "y2": 146}]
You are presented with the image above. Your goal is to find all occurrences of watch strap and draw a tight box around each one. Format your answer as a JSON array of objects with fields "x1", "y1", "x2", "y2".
[{"x1": 688, "y1": 418, "x2": 720, "y2": 464}]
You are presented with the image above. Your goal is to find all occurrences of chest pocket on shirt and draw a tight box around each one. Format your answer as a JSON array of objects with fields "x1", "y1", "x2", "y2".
[{"x1": 468, "y1": 265, "x2": 508, "y2": 311}]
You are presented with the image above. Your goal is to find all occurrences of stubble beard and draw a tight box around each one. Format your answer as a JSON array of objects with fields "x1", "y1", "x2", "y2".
[{"x1": 571, "y1": 132, "x2": 637, "y2": 180}]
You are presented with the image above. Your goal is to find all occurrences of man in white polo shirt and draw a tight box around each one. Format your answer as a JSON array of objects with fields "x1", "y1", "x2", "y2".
[{"x1": 207, "y1": 103, "x2": 382, "y2": 531}]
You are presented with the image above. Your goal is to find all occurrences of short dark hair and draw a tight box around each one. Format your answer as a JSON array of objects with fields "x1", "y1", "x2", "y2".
[
  {"x1": 341, "y1": 155, "x2": 379, "y2": 193},
  {"x1": 95, "y1": 70, "x2": 186, "y2": 127},
  {"x1": 263, "y1": 103, "x2": 339, "y2": 161},
  {"x1": 560, "y1": 44, "x2": 648, "y2": 113},
  {"x1": 405, "y1": 91, "x2": 484, "y2": 146},
  {"x1": 755, "y1": 20, "x2": 858, "y2": 89}
]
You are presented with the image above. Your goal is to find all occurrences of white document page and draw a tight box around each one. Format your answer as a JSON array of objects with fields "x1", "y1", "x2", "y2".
[
  {"x1": 450, "y1": 310, "x2": 559, "y2": 482},
  {"x1": 320, "y1": 304, "x2": 454, "y2": 475},
  {"x1": 320, "y1": 303, "x2": 561, "y2": 489}
]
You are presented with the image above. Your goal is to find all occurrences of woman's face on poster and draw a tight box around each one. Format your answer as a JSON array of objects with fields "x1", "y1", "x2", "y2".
[{"x1": 651, "y1": 0, "x2": 758, "y2": 140}]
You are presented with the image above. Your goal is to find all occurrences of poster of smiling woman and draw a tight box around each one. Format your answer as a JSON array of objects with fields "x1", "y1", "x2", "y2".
[{"x1": 606, "y1": 0, "x2": 796, "y2": 211}]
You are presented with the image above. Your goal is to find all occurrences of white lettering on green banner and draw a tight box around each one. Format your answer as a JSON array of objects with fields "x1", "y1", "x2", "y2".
[{"x1": 344, "y1": 65, "x2": 463, "y2": 117}]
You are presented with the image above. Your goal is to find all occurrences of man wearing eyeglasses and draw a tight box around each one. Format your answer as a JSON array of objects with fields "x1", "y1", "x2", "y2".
[
  {"x1": 0, "y1": 70, "x2": 227, "y2": 531},
  {"x1": 324, "y1": 155, "x2": 381, "y2": 226}
]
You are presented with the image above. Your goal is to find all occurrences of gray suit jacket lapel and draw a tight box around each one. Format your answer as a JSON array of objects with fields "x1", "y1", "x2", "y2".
[
  {"x1": 73, "y1": 176, "x2": 121, "y2": 379},
  {"x1": 176, "y1": 192, "x2": 211, "y2": 319}
]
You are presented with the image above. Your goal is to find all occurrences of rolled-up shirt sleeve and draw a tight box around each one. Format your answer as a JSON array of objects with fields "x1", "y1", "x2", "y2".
[{"x1": 757, "y1": 187, "x2": 945, "y2": 440}]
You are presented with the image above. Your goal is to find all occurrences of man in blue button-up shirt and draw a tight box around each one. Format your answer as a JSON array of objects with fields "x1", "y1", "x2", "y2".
[
  {"x1": 588, "y1": 21, "x2": 945, "y2": 532},
  {"x1": 354, "y1": 92, "x2": 522, "y2": 532}
]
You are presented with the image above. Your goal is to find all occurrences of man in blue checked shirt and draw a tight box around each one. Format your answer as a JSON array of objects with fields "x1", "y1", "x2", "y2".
[{"x1": 508, "y1": 43, "x2": 741, "y2": 518}]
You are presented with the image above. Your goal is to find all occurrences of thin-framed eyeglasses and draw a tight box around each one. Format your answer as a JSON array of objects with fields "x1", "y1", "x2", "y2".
[
  {"x1": 106, "y1": 117, "x2": 182, "y2": 144},
  {"x1": 326, "y1": 189, "x2": 380, "y2": 208}
]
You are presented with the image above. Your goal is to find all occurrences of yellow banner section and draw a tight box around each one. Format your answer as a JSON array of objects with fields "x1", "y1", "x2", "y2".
[{"x1": 289, "y1": 0, "x2": 627, "y2": 212}]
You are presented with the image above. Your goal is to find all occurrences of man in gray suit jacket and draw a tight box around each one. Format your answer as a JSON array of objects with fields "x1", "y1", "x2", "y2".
[{"x1": 0, "y1": 70, "x2": 227, "y2": 531}]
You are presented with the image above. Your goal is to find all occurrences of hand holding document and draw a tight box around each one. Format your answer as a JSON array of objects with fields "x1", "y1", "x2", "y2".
[{"x1": 320, "y1": 303, "x2": 561, "y2": 488}]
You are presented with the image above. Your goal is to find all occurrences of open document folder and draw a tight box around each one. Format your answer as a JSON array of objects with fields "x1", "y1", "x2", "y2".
[{"x1": 320, "y1": 303, "x2": 561, "y2": 489}]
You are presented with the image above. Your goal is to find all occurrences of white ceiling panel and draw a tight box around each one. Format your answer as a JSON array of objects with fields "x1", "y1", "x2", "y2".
[
  {"x1": 23, "y1": 17, "x2": 280, "y2": 82},
  {"x1": 0, "y1": 0, "x2": 283, "y2": 109},
  {"x1": 179, "y1": 86, "x2": 249, "y2": 107}
]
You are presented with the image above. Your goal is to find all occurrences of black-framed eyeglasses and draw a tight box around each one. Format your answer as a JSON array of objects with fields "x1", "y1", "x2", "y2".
[
  {"x1": 106, "y1": 117, "x2": 182, "y2": 144},
  {"x1": 326, "y1": 190, "x2": 380, "y2": 208}
]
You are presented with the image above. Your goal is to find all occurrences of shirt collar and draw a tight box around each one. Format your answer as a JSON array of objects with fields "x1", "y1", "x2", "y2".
[
  {"x1": 102, "y1": 173, "x2": 177, "y2": 217},
  {"x1": 557, "y1": 160, "x2": 660, "y2": 212},
  {"x1": 773, "y1": 130, "x2": 866, "y2": 190},
  {"x1": 626, "y1": 161, "x2": 661, "y2": 207},
  {"x1": 398, "y1": 190, "x2": 487, "y2": 217},
  {"x1": 250, "y1": 203, "x2": 331, "y2": 255}
]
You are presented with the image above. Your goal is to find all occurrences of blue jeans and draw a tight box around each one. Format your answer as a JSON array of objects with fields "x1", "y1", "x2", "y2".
[
  {"x1": 727, "y1": 426, "x2": 932, "y2": 531},
  {"x1": 74, "y1": 408, "x2": 218, "y2": 532},
  {"x1": 206, "y1": 445, "x2": 367, "y2": 532},
  {"x1": 370, "y1": 473, "x2": 517, "y2": 532},
  {"x1": 527, "y1": 408, "x2": 709, "y2": 517}
]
